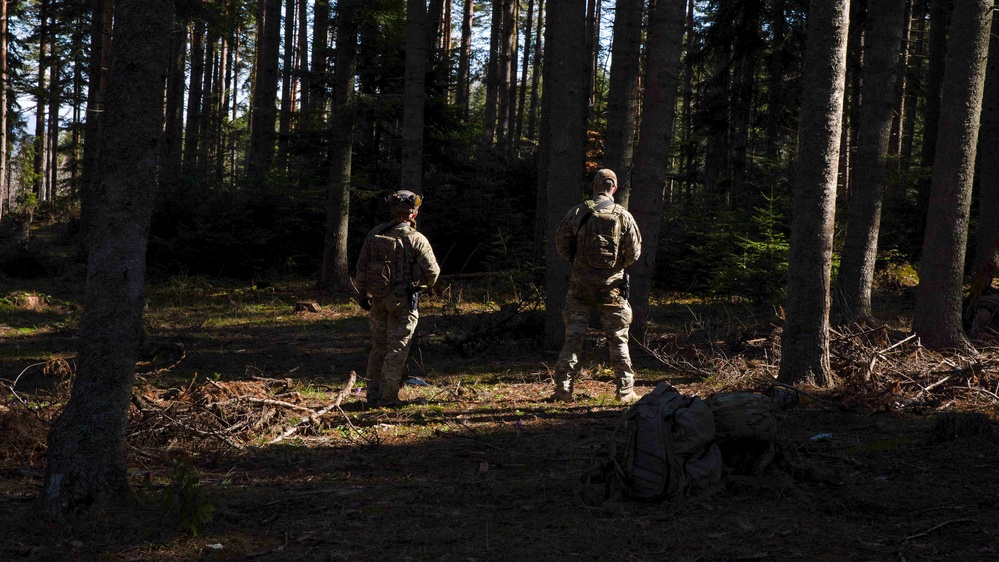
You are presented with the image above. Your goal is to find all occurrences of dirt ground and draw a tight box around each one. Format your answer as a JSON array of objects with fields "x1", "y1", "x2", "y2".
[{"x1": 2, "y1": 277, "x2": 999, "y2": 561}]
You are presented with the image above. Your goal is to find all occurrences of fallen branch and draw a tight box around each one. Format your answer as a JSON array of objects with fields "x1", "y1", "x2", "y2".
[
  {"x1": 269, "y1": 371, "x2": 357, "y2": 444},
  {"x1": 899, "y1": 518, "x2": 975, "y2": 543}
]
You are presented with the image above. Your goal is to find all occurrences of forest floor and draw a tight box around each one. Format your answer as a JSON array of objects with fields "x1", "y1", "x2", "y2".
[{"x1": 2, "y1": 264, "x2": 999, "y2": 561}]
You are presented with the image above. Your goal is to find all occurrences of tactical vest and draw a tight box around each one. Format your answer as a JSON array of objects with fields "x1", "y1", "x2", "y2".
[
  {"x1": 364, "y1": 226, "x2": 414, "y2": 298},
  {"x1": 577, "y1": 199, "x2": 624, "y2": 269}
]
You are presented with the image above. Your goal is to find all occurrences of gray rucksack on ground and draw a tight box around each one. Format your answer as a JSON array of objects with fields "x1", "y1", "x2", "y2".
[
  {"x1": 703, "y1": 391, "x2": 779, "y2": 474},
  {"x1": 605, "y1": 383, "x2": 723, "y2": 501}
]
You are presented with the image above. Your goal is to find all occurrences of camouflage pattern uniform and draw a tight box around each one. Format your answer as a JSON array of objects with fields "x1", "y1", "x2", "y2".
[
  {"x1": 552, "y1": 170, "x2": 642, "y2": 401},
  {"x1": 355, "y1": 216, "x2": 439, "y2": 407}
]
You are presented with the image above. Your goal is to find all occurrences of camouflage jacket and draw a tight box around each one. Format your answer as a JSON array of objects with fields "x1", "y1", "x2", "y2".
[
  {"x1": 555, "y1": 194, "x2": 642, "y2": 290},
  {"x1": 354, "y1": 221, "x2": 440, "y2": 297}
]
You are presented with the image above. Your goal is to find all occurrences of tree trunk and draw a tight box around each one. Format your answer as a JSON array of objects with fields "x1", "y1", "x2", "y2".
[
  {"x1": 833, "y1": 0, "x2": 906, "y2": 323},
  {"x1": 899, "y1": 0, "x2": 927, "y2": 168},
  {"x1": 765, "y1": 0, "x2": 787, "y2": 162},
  {"x1": 912, "y1": 0, "x2": 992, "y2": 351},
  {"x1": 47, "y1": 58, "x2": 60, "y2": 200},
  {"x1": 160, "y1": 14, "x2": 187, "y2": 186},
  {"x1": 79, "y1": 0, "x2": 114, "y2": 245},
  {"x1": 539, "y1": 0, "x2": 587, "y2": 349},
  {"x1": 198, "y1": 30, "x2": 217, "y2": 177},
  {"x1": 320, "y1": 0, "x2": 359, "y2": 290},
  {"x1": 277, "y1": 0, "x2": 296, "y2": 171},
  {"x1": 777, "y1": 0, "x2": 850, "y2": 387},
  {"x1": 246, "y1": 0, "x2": 281, "y2": 187},
  {"x1": 0, "y1": 0, "x2": 7, "y2": 220},
  {"x1": 625, "y1": 0, "x2": 687, "y2": 337},
  {"x1": 972, "y1": 19, "x2": 999, "y2": 274},
  {"x1": 888, "y1": 0, "x2": 913, "y2": 156},
  {"x1": 515, "y1": 0, "x2": 534, "y2": 143},
  {"x1": 307, "y1": 0, "x2": 329, "y2": 119},
  {"x1": 527, "y1": 0, "x2": 543, "y2": 141},
  {"x1": 913, "y1": 0, "x2": 950, "y2": 242},
  {"x1": 33, "y1": 0, "x2": 48, "y2": 200},
  {"x1": 484, "y1": 0, "x2": 502, "y2": 143},
  {"x1": 184, "y1": 18, "x2": 205, "y2": 176},
  {"x1": 296, "y1": 0, "x2": 308, "y2": 113},
  {"x1": 604, "y1": 0, "x2": 643, "y2": 208},
  {"x1": 496, "y1": 0, "x2": 515, "y2": 151},
  {"x1": 505, "y1": 0, "x2": 519, "y2": 150},
  {"x1": 456, "y1": 0, "x2": 473, "y2": 120},
  {"x1": 400, "y1": 0, "x2": 427, "y2": 193},
  {"x1": 43, "y1": 0, "x2": 173, "y2": 516}
]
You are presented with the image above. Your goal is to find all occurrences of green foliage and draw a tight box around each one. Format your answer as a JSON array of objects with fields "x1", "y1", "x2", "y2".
[
  {"x1": 140, "y1": 462, "x2": 215, "y2": 537},
  {"x1": 658, "y1": 192, "x2": 790, "y2": 304}
]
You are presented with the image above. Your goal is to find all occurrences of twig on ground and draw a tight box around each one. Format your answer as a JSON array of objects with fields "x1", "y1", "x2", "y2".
[
  {"x1": 269, "y1": 371, "x2": 357, "y2": 444},
  {"x1": 899, "y1": 518, "x2": 976, "y2": 543}
]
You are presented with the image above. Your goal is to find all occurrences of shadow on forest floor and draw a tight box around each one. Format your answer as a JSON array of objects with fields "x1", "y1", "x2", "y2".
[{"x1": 1, "y1": 276, "x2": 998, "y2": 561}]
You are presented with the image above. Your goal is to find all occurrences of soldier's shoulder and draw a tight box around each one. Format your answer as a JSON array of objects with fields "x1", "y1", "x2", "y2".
[{"x1": 366, "y1": 222, "x2": 393, "y2": 238}]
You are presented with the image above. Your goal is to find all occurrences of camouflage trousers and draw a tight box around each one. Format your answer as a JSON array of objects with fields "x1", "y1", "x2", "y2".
[
  {"x1": 553, "y1": 288, "x2": 636, "y2": 395},
  {"x1": 365, "y1": 292, "x2": 419, "y2": 405}
]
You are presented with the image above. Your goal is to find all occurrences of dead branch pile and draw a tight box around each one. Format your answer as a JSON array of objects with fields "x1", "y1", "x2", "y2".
[
  {"x1": 128, "y1": 372, "x2": 356, "y2": 456},
  {"x1": 430, "y1": 283, "x2": 544, "y2": 356}
]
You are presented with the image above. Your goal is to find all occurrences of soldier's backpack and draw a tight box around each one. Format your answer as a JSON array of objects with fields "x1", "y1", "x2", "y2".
[
  {"x1": 363, "y1": 226, "x2": 413, "y2": 298},
  {"x1": 703, "y1": 392, "x2": 779, "y2": 475},
  {"x1": 606, "y1": 383, "x2": 723, "y2": 501},
  {"x1": 570, "y1": 199, "x2": 624, "y2": 269}
]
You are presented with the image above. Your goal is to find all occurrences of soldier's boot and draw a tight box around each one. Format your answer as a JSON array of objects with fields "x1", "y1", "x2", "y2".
[
  {"x1": 550, "y1": 373, "x2": 574, "y2": 402},
  {"x1": 616, "y1": 374, "x2": 638, "y2": 404}
]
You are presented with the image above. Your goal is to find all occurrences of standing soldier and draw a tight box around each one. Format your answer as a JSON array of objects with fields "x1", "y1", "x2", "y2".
[
  {"x1": 551, "y1": 169, "x2": 643, "y2": 403},
  {"x1": 354, "y1": 190, "x2": 440, "y2": 407}
]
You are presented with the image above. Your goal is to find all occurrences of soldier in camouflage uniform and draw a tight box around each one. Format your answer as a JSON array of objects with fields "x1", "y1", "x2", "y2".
[
  {"x1": 551, "y1": 169, "x2": 643, "y2": 403},
  {"x1": 354, "y1": 190, "x2": 440, "y2": 407}
]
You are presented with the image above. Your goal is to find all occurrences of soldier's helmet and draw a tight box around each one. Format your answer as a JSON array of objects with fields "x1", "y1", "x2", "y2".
[{"x1": 386, "y1": 190, "x2": 423, "y2": 215}]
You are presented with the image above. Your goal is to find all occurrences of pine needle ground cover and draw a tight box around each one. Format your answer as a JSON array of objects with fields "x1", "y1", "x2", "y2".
[{"x1": 1, "y1": 278, "x2": 998, "y2": 561}]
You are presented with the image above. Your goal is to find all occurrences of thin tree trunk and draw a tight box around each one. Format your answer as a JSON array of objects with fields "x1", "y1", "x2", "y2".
[
  {"x1": 604, "y1": 0, "x2": 643, "y2": 208},
  {"x1": 888, "y1": 0, "x2": 913, "y2": 156},
  {"x1": 400, "y1": 0, "x2": 427, "y2": 193},
  {"x1": 80, "y1": 0, "x2": 114, "y2": 245},
  {"x1": 899, "y1": 0, "x2": 927, "y2": 168},
  {"x1": 527, "y1": 0, "x2": 543, "y2": 141},
  {"x1": 184, "y1": 18, "x2": 206, "y2": 176},
  {"x1": 0, "y1": 0, "x2": 7, "y2": 220},
  {"x1": 496, "y1": 0, "x2": 515, "y2": 151},
  {"x1": 47, "y1": 59, "x2": 60, "y2": 200},
  {"x1": 515, "y1": 0, "x2": 534, "y2": 143},
  {"x1": 778, "y1": 0, "x2": 850, "y2": 387},
  {"x1": 277, "y1": 0, "x2": 296, "y2": 170},
  {"x1": 295, "y1": 0, "x2": 308, "y2": 113},
  {"x1": 43, "y1": 0, "x2": 173, "y2": 516},
  {"x1": 584, "y1": 0, "x2": 596, "y2": 121},
  {"x1": 456, "y1": 0, "x2": 473, "y2": 120},
  {"x1": 33, "y1": 0, "x2": 48, "y2": 200},
  {"x1": 506, "y1": 0, "x2": 519, "y2": 150},
  {"x1": 914, "y1": 0, "x2": 950, "y2": 242},
  {"x1": 320, "y1": 0, "x2": 359, "y2": 290},
  {"x1": 539, "y1": 0, "x2": 587, "y2": 349},
  {"x1": 833, "y1": 0, "x2": 906, "y2": 323},
  {"x1": 198, "y1": 31, "x2": 217, "y2": 176},
  {"x1": 246, "y1": 0, "x2": 282, "y2": 187},
  {"x1": 307, "y1": 0, "x2": 329, "y2": 119},
  {"x1": 484, "y1": 0, "x2": 502, "y2": 142},
  {"x1": 912, "y1": 0, "x2": 992, "y2": 351},
  {"x1": 625, "y1": 0, "x2": 688, "y2": 337},
  {"x1": 765, "y1": 0, "x2": 786, "y2": 162},
  {"x1": 161, "y1": 14, "x2": 187, "y2": 186},
  {"x1": 972, "y1": 19, "x2": 999, "y2": 275}
]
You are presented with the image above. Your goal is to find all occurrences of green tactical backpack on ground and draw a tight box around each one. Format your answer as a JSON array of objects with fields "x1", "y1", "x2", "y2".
[
  {"x1": 607, "y1": 383, "x2": 723, "y2": 501},
  {"x1": 364, "y1": 227, "x2": 411, "y2": 298},
  {"x1": 703, "y1": 391, "x2": 779, "y2": 475}
]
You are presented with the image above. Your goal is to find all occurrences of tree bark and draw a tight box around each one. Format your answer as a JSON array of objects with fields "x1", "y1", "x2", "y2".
[
  {"x1": 246, "y1": 0, "x2": 281, "y2": 187},
  {"x1": 43, "y1": 0, "x2": 173, "y2": 516},
  {"x1": 912, "y1": 0, "x2": 992, "y2": 351},
  {"x1": 777, "y1": 0, "x2": 850, "y2": 387},
  {"x1": 160, "y1": 14, "x2": 187, "y2": 186},
  {"x1": 515, "y1": 0, "x2": 534, "y2": 142},
  {"x1": 276, "y1": 0, "x2": 296, "y2": 171},
  {"x1": 79, "y1": 0, "x2": 114, "y2": 246},
  {"x1": 899, "y1": 0, "x2": 927, "y2": 168},
  {"x1": 888, "y1": 0, "x2": 913, "y2": 156},
  {"x1": 972, "y1": 17, "x2": 999, "y2": 275},
  {"x1": 183, "y1": 17, "x2": 205, "y2": 176},
  {"x1": 625, "y1": 0, "x2": 687, "y2": 337},
  {"x1": 484, "y1": 0, "x2": 502, "y2": 142},
  {"x1": 539, "y1": 0, "x2": 587, "y2": 349},
  {"x1": 913, "y1": 0, "x2": 950, "y2": 242},
  {"x1": 0, "y1": 0, "x2": 7, "y2": 220},
  {"x1": 604, "y1": 0, "x2": 643, "y2": 208},
  {"x1": 456, "y1": 0, "x2": 473, "y2": 120},
  {"x1": 400, "y1": 0, "x2": 427, "y2": 193},
  {"x1": 527, "y1": 0, "x2": 543, "y2": 141},
  {"x1": 496, "y1": 0, "x2": 515, "y2": 150},
  {"x1": 320, "y1": 0, "x2": 359, "y2": 290},
  {"x1": 33, "y1": 0, "x2": 48, "y2": 200},
  {"x1": 307, "y1": 0, "x2": 330, "y2": 119},
  {"x1": 833, "y1": 0, "x2": 906, "y2": 323}
]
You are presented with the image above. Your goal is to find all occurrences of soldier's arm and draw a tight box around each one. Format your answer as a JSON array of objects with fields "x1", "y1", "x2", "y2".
[
  {"x1": 354, "y1": 238, "x2": 371, "y2": 295},
  {"x1": 618, "y1": 213, "x2": 642, "y2": 268},
  {"x1": 554, "y1": 208, "x2": 579, "y2": 262},
  {"x1": 412, "y1": 234, "x2": 440, "y2": 288}
]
